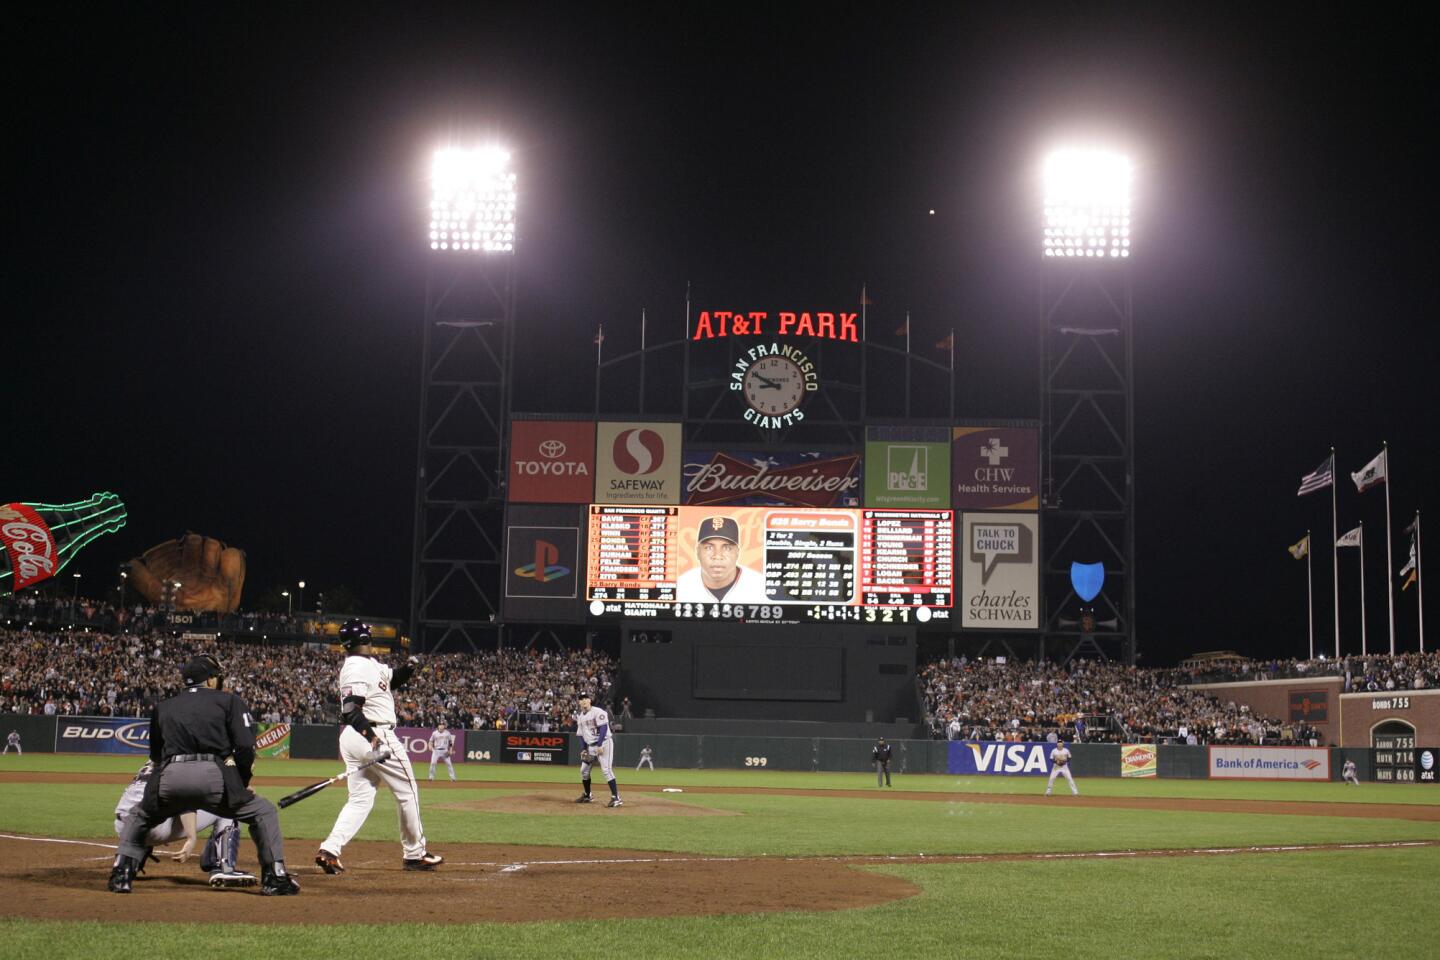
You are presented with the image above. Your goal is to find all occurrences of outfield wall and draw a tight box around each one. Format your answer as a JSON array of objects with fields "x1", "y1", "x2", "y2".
[{"x1": 1, "y1": 715, "x2": 1425, "y2": 782}]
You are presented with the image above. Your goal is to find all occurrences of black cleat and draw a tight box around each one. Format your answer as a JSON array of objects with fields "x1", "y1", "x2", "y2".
[
  {"x1": 107, "y1": 855, "x2": 139, "y2": 894},
  {"x1": 261, "y1": 871, "x2": 301, "y2": 896},
  {"x1": 403, "y1": 852, "x2": 444, "y2": 871},
  {"x1": 209, "y1": 869, "x2": 258, "y2": 889},
  {"x1": 574, "y1": 794, "x2": 593, "y2": 803},
  {"x1": 314, "y1": 849, "x2": 345, "y2": 875},
  {"x1": 606, "y1": 797, "x2": 624, "y2": 808}
]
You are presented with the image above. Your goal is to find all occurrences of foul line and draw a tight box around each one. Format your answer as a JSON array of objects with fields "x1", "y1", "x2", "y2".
[{"x1": 0, "y1": 833, "x2": 117, "y2": 850}]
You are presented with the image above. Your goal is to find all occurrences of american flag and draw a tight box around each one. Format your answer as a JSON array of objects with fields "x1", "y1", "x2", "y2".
[{"x1": 1296, "y1": 455, "x2": 1333, "y2": 496}]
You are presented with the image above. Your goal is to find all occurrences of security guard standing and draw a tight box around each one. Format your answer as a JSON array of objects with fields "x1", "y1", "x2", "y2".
[
  {"x1": 873, "y1": 737, "x2": 893, "y2": 787},
  {"x1": 108, "y1": 654, "x2": 299, "y2": 896}
]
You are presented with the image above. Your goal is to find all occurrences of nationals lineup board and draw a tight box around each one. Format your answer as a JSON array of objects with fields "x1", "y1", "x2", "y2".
[{"x1": 586, "y1": 504, "x2": 953, "y2": 623}]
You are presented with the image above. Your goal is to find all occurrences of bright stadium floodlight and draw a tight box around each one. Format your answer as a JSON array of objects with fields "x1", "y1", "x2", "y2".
[
  {"x1": 429, "y1": 145, "x2": 517, "y2": 253},
  {"x1": 1043, "y1": 149, "x2": 1132, "y2": 260}
]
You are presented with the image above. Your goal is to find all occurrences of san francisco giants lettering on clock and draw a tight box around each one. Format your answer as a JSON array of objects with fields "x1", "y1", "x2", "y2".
[{"x1": 731, "y1": 342, "x2": 819, "y2": 429}]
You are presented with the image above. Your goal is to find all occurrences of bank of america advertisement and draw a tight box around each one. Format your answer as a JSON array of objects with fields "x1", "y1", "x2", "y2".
[
  {"x1": 959, "y1": 512, "x2": 1040, "y2": 630},
  {"x1": 1208, "y1": 746, "x2": 1331, "y2": 781},
  {"x1": 864, "y1": 427, "x2": 950, "y2": 509},
  {"x1": 594, "y1": 422, "x2": 683, "y2": 504},
  {"x1": 503, "y1": 505, "x2": 585, "y2": 623},
  {"x1": 952, "y1": 424, "x2": 1040, "y2": 511}
]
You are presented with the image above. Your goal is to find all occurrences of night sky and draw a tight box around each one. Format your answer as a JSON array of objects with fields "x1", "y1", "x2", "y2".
[{"x1": 12, "y1": 6, "x2": 1436, "y2": 664}]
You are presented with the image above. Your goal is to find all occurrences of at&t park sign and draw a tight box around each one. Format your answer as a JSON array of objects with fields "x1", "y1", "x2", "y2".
[{"x1": 692, "y1": 309, "x2": 860, "y2": 342}]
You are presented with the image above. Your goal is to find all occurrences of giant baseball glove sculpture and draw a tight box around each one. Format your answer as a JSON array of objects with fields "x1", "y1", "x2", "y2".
[{"x1": 128, "y1": 532, "x2": 246, "y2": 612}]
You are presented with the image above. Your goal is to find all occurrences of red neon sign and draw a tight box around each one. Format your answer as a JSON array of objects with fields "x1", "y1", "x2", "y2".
[{"x1": 691, "y1": 310, "x2": 859, "y2": 343}]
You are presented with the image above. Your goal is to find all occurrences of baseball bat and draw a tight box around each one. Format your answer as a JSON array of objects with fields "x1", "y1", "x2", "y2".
[{"x1": 277, "y1": 749, "x2": 392, "y2": 808}]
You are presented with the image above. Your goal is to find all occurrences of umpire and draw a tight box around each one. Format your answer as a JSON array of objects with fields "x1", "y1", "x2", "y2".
[
  {"x1": 873, "y1": 737, "x2": 893, "y2": 787},
  {"x1": 108, "y1": 654, "x2": 299, "y2": 896}
]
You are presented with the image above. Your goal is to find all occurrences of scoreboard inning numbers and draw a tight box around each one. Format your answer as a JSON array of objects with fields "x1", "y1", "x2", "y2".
[{"x1": 586, "y1": 504, "x2": 953, "y2": 623}]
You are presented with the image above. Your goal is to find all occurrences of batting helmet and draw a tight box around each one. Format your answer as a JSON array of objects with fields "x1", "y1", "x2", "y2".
[{"x1": 338, "y1": 619, "x2": 371, "y2": 650}]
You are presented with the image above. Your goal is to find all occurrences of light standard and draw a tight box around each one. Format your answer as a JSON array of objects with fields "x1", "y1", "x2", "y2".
[
  {"x1": 282, "y1": 590, "x2": 292, "y2": 617},
  {"x1": 297, "y1": 581, "x2": 306, "y2": 616},
  {"x1": 71, "y1": 572, "x2": 82, "y2": 623}
]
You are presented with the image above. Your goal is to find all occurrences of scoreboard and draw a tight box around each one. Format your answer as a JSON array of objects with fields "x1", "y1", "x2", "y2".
[{"x1": 586, "y1": 504, "x2": 953, "y2": 623}]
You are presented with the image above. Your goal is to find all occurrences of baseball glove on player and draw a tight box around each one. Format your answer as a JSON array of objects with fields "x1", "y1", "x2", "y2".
[{"x1": 579, "y1": 749, "x2": 595, "y2": 764}]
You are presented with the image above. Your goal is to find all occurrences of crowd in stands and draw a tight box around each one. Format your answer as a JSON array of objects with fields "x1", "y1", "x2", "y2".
[
  {"x1": 0, "y1": 627, "x2": 616, "y2": 733},
  {"x1": 1171, "y1": 651, "x2": 1439, "y2": 691},
  {"x1": 921, "y1": 656, "x2": 1330, "y2": 745},
  {"x1": 2, "y1": 593, "x2": 319, "y2": 641}
]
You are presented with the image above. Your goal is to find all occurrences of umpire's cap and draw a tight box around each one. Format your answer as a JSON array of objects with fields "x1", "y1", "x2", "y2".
[
  {"x1": 181, "y1": 654, "x2": 224, "y2": 685},
  {"x1": 698, "y1": 515, "x2": 740, "y2": 547},
  {"x1": 339, "y1": 619, "x2": 371, "y2": 649}
]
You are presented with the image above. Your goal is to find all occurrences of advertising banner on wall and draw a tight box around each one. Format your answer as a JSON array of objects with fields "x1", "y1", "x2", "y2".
[
  {"x1": 504, "y1": 505, "x2": 585, "y2": 623},
  {"x1": 959, "y1": 512, "x2": 1040, "y2": 630},
  {"x1": 500, "y1": 732, "x2": 570, "y2": 764},
  {"x1": 394, "y1": 726, "x2": 465, "y2": 767},
  {"x1": 1287, "y1": 689, "x2": 1329, "y2": 723},
  {"x1": 683, "y1": 450, "x2": 863, "y2": 508},
  {"x1": 952, "y1": 424, "x2": 1040, "y2": 511},
  {"x1": 947, "y1": 740, "x2": 1054, "y2": 775},
  {"x1": 1208, "y1": 745, "x2": 1331, "y2": 780},
  {"x1": 594, "y1": 422, "x2": 683, "y2": 504},
  {"x1": 508, "y1": 421, "x2": 597, "y2": 503},
  {"x1": 55, "y1": 716, "x2": 150, "y2": 754},
  {"x1": 255, "y1": 722, "x2": 292, "y2": 759},
  {"x1": 864, "y1": 427, "x2": 951, "y2": 509},
  {"x1": 1121, "y1": 744, "x2": 1158, "y2": 777}
]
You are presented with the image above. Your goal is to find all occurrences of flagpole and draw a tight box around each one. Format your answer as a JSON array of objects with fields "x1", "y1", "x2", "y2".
[
  {"x1": 1330, "y1": 448, "x2": 1340, "y2": 658},
  {"x1": 639, "y1": 309, "x2": 647, "y2": 415},
  {"x1": 949, "y1": 327, "x2": 955, "y2": 419},
  {"x1": 1383, "y1": 442, "x2": 1395, "y2": 654},
  {"x1": 593, "y1": 322, "x2": 603, "y2": 416},
  {"x1": 904, "y1": 311, "x2": 912, "y2": 419},
  {"x1": 1358, "y1": 521, "x2": 1367, "y2": 656},
  {"x1": 1417, "y1": 511, "x2": 1426, "y2": 653},
  {"x1": 1306, "y1": 529, "x2": 1314, "y2": 660}
]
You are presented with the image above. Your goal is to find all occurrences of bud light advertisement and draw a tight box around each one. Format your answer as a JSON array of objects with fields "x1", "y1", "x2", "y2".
[{"x1": 56, "y1": 716, "x2": 151, "y2": 755}]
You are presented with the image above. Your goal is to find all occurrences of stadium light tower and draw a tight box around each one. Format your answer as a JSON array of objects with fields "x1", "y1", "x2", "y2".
[
  {"x1": 1037, "y1": 146, "x2": 1137, "y2": 668},
  {"x1": 411, "y1": 143, "x2": 518, "y2": 653}
]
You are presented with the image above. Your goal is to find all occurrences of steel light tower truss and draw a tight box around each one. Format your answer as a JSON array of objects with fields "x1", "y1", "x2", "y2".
[
  {"x1": 1039, "y1": 149, "x2": 1136, "y2": 665},
  {"x1": 410, "y1": 147, "x2": 516, "y2": 653}
]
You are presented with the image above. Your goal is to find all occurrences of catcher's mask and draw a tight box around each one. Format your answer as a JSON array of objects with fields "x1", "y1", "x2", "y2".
[
  {"x1": 339, "y1": 619, "x2": 371, "y2": 650},
  {"x1": 181, "y1": 654, "x2": 225, "y2": 689}
]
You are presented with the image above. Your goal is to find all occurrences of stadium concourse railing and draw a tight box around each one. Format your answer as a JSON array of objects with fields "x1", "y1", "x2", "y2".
[{"x1": 0, "y1": 714, "x2": 1380, "y2": 781}]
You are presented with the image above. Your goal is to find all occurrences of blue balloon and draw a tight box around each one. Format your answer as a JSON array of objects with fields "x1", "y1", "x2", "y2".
[{"x1": 1070, "y1": 562, "x2": 1104, "y2": 602}]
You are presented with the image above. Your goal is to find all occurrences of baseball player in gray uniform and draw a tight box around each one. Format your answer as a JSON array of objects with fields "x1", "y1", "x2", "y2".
[
  {"x1": 315, "y1": 620, "x2": 443, "y2": 875},
  {"x1": 3, "y1": 730, "x2": 19, "y2": 754},
  {"x1": 1342, "y1": 758, "x2": 1361, "y2": 785},
  {"x1": 113, "y1": 760, "x2": 254, "y2": 887},
  {"x1": 574, "y1": 693, "x2": 622, "y2": 807},
  {"x1": 428, "y1": 722, "x2": 457, "y2": 782},
  {"x1": 636, "y1": 745, "x2": 654, "y2": 771},
  {"x1": 1045, "y1": 740, "x2": 1079, "y2": 796}
]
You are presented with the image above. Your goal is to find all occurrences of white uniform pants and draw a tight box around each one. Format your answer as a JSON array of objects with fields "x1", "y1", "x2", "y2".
[
  {"x1": 580, "y1": 738, "x2": 616, "y2": 782},
  {"x1": 1344, "y1": 771, "x2": 1361, "y2": 785},
  {"x1": 3, "y1": 743, "x2": 20, "y2": 754},
  {"x1": 322, "y1": 725, "x2": 428, "y2": 859},
  {"x1": 429, "y1": 749, "x2": 455, "y2": 781},
  {"x1": 1046, "y1": 764, "x2": 1078, "y2": 795},
  {"x1": 113, "y1": 810, "x2": 227, "y2": 847},
  {"x1": 636, "y1": 756, "x2": 654, "y2": 770}
]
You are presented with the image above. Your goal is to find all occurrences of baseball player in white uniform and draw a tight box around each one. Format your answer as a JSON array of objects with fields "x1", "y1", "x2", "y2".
[
  {"x1": 4, "y1": 730, "x2": 20, "y2": 754},
  {"x1": 636, "y1": 745, "x2": 654, "y2": 771},
  {"x1": 113, "y1": 760, "x2": 254, "y2": 888},
  {"x1": 1045, "y1": 740, "x2": 1079, "y2": 796},
  {"x1": 315, "y1": 621, "x2": 443, "y2": 874},
  {"x1": 428, "y1": 722, "x2": 457, "y2": 782},
  {"x1": 574, "y1": 693, "x2": 622, "y2": 807},
  {"x1": 1342, "y1": 758, "x2": 1361, "y2": 785}
]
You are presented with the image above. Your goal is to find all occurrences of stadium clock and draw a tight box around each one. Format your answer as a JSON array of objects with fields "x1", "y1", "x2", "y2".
[{"x1": 742, "y1": 354, "x2": 806, "y2": 416}]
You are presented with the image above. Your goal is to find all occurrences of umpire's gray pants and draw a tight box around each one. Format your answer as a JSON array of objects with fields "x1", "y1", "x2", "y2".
[{"x1": 117, "y1": 760, "x2": 284, "y2": 867}]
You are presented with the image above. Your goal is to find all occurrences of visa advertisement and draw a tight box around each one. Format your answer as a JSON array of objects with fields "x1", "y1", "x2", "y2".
[
  {"x1": 1208, "y1": 746, "x2": 1330, "y2": 781},
  {"x1": 947, "y1": 740, "x2": 1055, "y2": 776},
  {"x1": 55, "y1": 716, "x2": 150, "y2": 755},
  {"x1": 594, "y1": 422, "x2": 684, "y2": 504}
]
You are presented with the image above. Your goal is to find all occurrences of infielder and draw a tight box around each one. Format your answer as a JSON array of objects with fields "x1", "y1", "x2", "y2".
[
  {"x1": 1342, "y1": 758, "x2": 1361, "y2": 786},
  {"x1": 574, "y1": 693, "x2": 622, "y2": 807},
  {"x1": 636, "y1": 745, "x2": 654, "y2": 771},
  {"x1": 3, "y1": 730, "x2": 19, "y2": 754},
  {"x1": 428, "y1": 721, "x2": 457, "y2": 782},
  {"x1": 113, "y1": 760, "x2": 254, "y2": 888},
  {"x1": 315, "y1": 621, "x2": 443, "y2": 874},
  {"x1": 1045, "y1": 740, "x2": 1079, "y2": 796}
]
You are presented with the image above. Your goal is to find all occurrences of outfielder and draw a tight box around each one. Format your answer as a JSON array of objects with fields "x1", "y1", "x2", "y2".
[
  {"x1": 574, "y1": 693, "x2": 622, "y2": 807},
  {"x1": 636, "y1": 745, "x2": 654, "y2": 771},
  {"x1": 1342, "y1": 758, "x2": 1361, "y2": 786},
  {"x1": 1045, "y1": 739, "x2": 1079, "y2": 796},
  {"x1": 3, "y1": 730, "x2": 19, "y2": 754},
  {"x1": 113, "y1": 760, "x2": 253, "y2": 887},
  {"x1": 315, "y1": 621, "x2": 443, "y2": 874},
  {"x1": 428, "y1": 721, "x2": 456, "y2": 782}
]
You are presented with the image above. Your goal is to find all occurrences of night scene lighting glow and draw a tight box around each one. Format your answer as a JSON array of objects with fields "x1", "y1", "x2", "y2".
[
  {"x1": 1042, "y1": 149, "x2": 1132, "y2": 259},
  {"x1": 428, "y1": 146, "x2": 516, "y2": 253}
]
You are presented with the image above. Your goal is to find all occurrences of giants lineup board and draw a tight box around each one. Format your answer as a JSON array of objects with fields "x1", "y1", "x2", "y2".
[{"x1": 586, "y1": 504, "x2": 953, "y2": 622}]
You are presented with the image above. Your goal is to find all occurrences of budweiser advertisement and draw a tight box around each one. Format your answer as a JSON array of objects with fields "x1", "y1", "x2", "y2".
[
  {"x1": 594, "y1": 422, "x2": 683, "y2": 504},
  {"x1": 508, "y1": 421, "x2": 597, "y2": 503},
  {"x1": 2, "y1": 492, "x2": 128, "y2": 593},
  {"x1": 683, "y1": 450, "x2": 863, "y2": 508},
  {"x1": 951, "y1": 424, "x2": 1040, "y2": 511}
]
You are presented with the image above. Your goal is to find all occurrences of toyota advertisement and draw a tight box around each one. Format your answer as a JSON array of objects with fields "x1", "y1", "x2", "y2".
[{"x1": 508, "y1": 421, "x2": 597, "y2": 503}]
